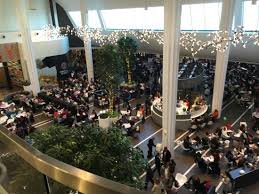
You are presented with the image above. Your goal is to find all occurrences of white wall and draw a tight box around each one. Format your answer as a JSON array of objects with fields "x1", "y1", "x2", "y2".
[
  {"x1": 0, "y1": 31, "x2": 69, "y2": 59},
  {"x1": 38, "y1": 66, "x2": 57, "y2": 77},
  {"x1": 0, "y1": 0, "x2": 50, "y2": 32},
  {"x1": 33, "y1": 37, "x2": 70, "y2": 59}
]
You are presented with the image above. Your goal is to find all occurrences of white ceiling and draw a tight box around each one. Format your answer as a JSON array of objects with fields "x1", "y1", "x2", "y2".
[{"x1": 56, "y1": 0, "x2": 222, "y2": 11}]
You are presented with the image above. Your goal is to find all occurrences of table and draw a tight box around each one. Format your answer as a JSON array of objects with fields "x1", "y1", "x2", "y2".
[
  {"x1": 228, "y1": 167, "x2": 259, "y2": 190},
  {"x1": 191, "y1": 144, "x2": 203, "y2": 150},
  {"x1": 0, "y1": 103, "x2": 10, "y2": 109},
  {"x1": 122, "y1": 123, "x2": 131, "y2": 129},
  {"x1": 120, "y1": 110, "x2": 129, "y2": 115},
  {"x1": 89, "y1": 114, "x2": 95, "y2": 120},
  {"x1": 0, "y1": 116, "x2": 8, "y2": 125}
]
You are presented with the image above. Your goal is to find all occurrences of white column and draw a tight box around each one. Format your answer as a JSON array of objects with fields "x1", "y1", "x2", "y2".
[
  {"x1": 162, "y1": 0, "x2": 182, "y2": 155},
  {"x1": 47, "y1": 0, "x2": 53, "y2": 25},
  {"x1": 52, "y1": 0, "x2": 59, "y2": 27},
  {"x1": 80, "y1": 0, "x2": 94, "y2": 82},
  {"x1": 212, "y1": 0, "x2": 235, "y2": 117},
  {"x1": 16, "y1": 0, "x2": 40, "y2": 96}
]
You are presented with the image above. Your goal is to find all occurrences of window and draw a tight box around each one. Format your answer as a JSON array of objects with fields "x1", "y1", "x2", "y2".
[
  {"x1": 243, "y1": 0, "x2": 259, "y2": 31},
  {"x1": 101, "y1": 7, "x2": 164, "y2": 30},
  {"x1": 181, "y1": 2, "x2": 222, "y2": 31},
  {"x1": 68, "y1": 10, "x2": 101, "y2": 28}
]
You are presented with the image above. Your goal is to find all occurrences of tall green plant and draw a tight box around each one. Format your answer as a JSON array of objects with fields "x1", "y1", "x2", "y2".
[
  {"x1": 94, "y1": 44, "x2": 123, "y2": 110},
  {"x1": 117, "y1": 37, "x2": 138, "y2": 85},
  {"x1": 30, "y1": 125, "x2": 146, "y2": 189}
]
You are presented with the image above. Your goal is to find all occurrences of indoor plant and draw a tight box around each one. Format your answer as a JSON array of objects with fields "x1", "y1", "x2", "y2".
[
  {"x1": 94, "y1": 44, "x2": 123, "y2": 128},
  {"x1": 117, "y1": 36, "x2": 138, "y2": 86},
  {"x1": 30, "y1": 125, "x2": 146, "y2": 190}
]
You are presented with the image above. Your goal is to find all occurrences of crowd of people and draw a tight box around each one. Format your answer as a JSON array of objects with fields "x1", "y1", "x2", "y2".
[
  {"x1": 1, "y1": 54, "x2": 259, "y2": 194},
  {"x1": 0, "y1": 96, "x2": 45, "y2": 138}
]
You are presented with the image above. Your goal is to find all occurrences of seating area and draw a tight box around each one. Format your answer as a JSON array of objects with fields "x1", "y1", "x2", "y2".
[{"x1": 1, "y1": 1, "x2": 259, "y2": 194}]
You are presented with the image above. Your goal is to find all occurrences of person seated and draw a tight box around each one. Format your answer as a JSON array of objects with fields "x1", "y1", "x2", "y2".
[
  {"x1": 208, "y1": 161, "x2": 220, "y2": 176},
  {"x1": 183, "y1": 136, "x2": 192, "y2": 150},
  {"x1": 233, "y1": 127, "x2": 243, "y2": 138},
  {"x1": 201, "y1": 133, "x2": 210, "y2": 148},
  {"x1": 193, "y1": 136, "x2": 202, "y2": 145},
  {"x1": 195, "y1": 152, "x2": 207, "y2": 173},
  {"x1": 221, "y1": 126, "x2": 232, "y2": 139},
  {"x1": 91, "y1": 110, "x2": 98, "y2": 121},
  {"x1": 225, "y1": 150, "x2": 236, "y2": 167},
  {"x1": 211, "y1": 109, "x2": 219, "y2": 122}
]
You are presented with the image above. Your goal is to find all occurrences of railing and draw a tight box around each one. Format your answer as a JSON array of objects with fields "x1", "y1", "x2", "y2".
[
  {"x1": 0, "y1": 162, "x2": 6, "y2": 184},
  {"x1": 0, "y1": 125, "x2": 148, "y2": 194}
]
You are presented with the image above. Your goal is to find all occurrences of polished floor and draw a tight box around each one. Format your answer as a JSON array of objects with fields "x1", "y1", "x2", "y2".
[{"x1": 0, "y1": 96, "x2": 257, "y2": 194}]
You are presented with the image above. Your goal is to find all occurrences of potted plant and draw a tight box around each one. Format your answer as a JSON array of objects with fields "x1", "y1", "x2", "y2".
[
  {"x1": 98, "y1": 112, "x2": 111, "y2": 129},
  {"x1": 117, "y1": 37, "x2": 138, "y2": 86},
  {"x1": 95, "y1": 44, "x2": 123, "y2": 128}
]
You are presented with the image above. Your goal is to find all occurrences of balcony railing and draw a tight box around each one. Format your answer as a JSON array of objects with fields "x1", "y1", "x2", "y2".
[{"x1": 0, "y1": 125, "x2": 148, "y2": 194}]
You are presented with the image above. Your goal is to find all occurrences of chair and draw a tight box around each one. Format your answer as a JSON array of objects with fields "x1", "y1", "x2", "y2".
[
  {"x1": 207, "y1": 120, "x2": 213, "y2": 126},
  {"x1": 207, "y1": 186, "x2": 216, "y2": 194},
  {"x1": 179, "y1": 141, "x2": 192, "y2": 152},
  {"x1": 224, "y1": 140, "x2": 230, "y2": 148},
  {"x1": 200, "y1": 123, "x2": 207, "y2": 130},
  {"x1": 173, "y1": 173, "x2": 188, "y2": 190}
]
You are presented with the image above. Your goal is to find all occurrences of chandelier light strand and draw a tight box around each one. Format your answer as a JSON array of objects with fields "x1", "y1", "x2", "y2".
[{"x1": 41, "y1": 24, "x2": 259, "y2": 57}]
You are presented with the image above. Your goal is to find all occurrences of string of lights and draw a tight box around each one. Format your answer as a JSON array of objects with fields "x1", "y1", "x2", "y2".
[{"x1": 42, "y1": 24, "x2": 259, "y2": 57}]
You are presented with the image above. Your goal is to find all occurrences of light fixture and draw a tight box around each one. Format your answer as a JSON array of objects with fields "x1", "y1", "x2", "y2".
[{"x1": 41, "y1": 24, "x2": 259, "y2": 56}]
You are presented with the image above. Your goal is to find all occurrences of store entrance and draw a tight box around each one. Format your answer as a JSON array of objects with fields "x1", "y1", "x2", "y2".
[{"x1": 0, "y1": 43, "x2": 24, "y2": 100}]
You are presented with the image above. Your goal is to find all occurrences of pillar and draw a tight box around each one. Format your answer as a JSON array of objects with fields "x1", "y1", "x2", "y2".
[
  {"x1": 16, "y1": 0, "x2": 40, "y2": 96},
  {"x1": 49, "y1": 0, "x2": 59, "y2": 27},
  {"x1": 211, "y1": 0, "x2": 235, "y2": 117},
  {"x1": 162, "y1": 0, "x2": 182, "y2": 156},
  {"x1": 80, "y1": 0, "x2": 94, "y2": 82}
]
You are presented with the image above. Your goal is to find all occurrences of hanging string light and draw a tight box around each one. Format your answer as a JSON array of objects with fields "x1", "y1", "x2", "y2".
[{"x1": 41, "y1": 24, "x2": 258, "y2": 56}]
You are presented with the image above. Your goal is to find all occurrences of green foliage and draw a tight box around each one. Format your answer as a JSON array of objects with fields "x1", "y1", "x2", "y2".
[
  {"x1": 30, "y1": 125, "x2": 146, "y2": 189},
  {"x1": 99, "y1": 111, "x2": 120, "y2": 119},
  {"x1": 108, "y1": 111, "x2": 120, "y2": 118},
  {"x1": 94, "y1": 44, "x2": 124, "y2": 109},
  {"x1": 99, "y1": 112, "x2": 109, "y2": 119},
  {"x1": 117, "y1": 37, "x2": 138, "y2": 84}
]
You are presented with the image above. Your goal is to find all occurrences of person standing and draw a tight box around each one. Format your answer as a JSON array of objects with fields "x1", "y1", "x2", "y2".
[
  {"x1": 144, "y1": 164, "x2": 154, "y2": 190},
  {"x1": 147, "y1": 138, "x2": 156, "y2": 158},
  {"x1": 162, "y1": 147, "x2": 171, "y2": 165},
  {"x1": 155, "y1": 153, "x2": 161, "y2": 176},
  {"x1": 151, "y1": 178, "x2": 164, "y2": 194}
]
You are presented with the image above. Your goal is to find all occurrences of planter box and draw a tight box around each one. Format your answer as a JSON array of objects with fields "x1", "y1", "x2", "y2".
[{"x1": 98, "y1": 116, "x2": 112, "y2": 129}]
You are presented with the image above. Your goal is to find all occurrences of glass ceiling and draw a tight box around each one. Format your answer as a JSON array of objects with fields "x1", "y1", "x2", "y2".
[
  {"x1": 68, "y1": 1, "x2": 258, "y2": 32},
  {"x1": 243, "y1": 0, "x2": 259, "y2": 31}
]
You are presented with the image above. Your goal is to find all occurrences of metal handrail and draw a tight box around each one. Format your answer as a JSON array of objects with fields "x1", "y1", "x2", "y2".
[
  {"x1": 0, "y1": 162, "x2": 7, "y2": 184},
  {"x1": 0, "y1": 126, "x2": 148, "y2": 194}
]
